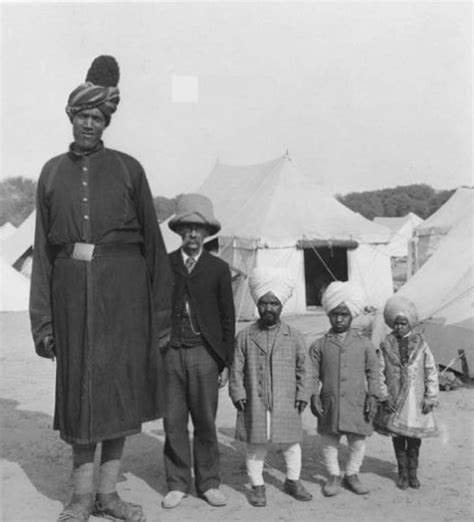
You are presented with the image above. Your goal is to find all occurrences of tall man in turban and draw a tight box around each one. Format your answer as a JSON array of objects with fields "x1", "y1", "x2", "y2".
[
  {"x1": 229, "y1": 268, "x2": 313, "y2": 507},
  {"x1": 163, "y1": 194, "x2": 235, "y2": 509},
  {"x1": 309, "y1": 281, "x2": 380, "y2": 497},
  {"x1": 30, "y1": 56, "x2": 172, "y2": 522}
]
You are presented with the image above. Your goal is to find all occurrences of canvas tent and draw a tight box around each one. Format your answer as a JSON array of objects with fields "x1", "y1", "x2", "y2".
[
  {"x1": 372, "y1": 209, "x2": 474, "y2": 376},
  {"x1": 0, "y1": 210, "x2": 36, "y2": 276},
  {"x1": 374, "y1": 212, "x2": 423, "y2": 257},
  {"x1": 197, "y1": 154, "x2": 393, "y2": 319},
  {"x1": 0, "y1": 222, "x2": 17, "y2": 240},
  {"x1": 0, "y1": 257, "x2": 30, "y2": 311},
  {"x1": 408, "y1": 186, "x2": 474, "y2": 276}
]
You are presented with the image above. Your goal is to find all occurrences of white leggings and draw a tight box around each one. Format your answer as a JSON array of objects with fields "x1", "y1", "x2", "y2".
[
  {"x1": 246, "y1": 442, "x2": 302, "y2": 486},
  {"x1": 321, "y1": 433, "x2": 366, "y2": 476}
]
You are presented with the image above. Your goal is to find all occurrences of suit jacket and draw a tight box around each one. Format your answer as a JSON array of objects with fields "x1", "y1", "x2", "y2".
[{"x1": 169, "y1": 249, "x2": 235, "y2": 368}]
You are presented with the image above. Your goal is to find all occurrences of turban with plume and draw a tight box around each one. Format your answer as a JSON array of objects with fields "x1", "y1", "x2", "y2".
[
  {"x1": 66, "y1": 55, "x2": 120, "y2": 126},
  {"x1": 249, "y1": 267, "x2": 295, "y2": 307},
  {"x1": 383, "y1": 295, "x2": 419, "y2": 329},
  {"x1": 321, "y1": 281, "x2": 365, "y2": 318}
]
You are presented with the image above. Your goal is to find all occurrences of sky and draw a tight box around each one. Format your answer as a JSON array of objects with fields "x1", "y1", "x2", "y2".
[{"x1": 1, "y1": 1, "x2": 472, "y2": 198}]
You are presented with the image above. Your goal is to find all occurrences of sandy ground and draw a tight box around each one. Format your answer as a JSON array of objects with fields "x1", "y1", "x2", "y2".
[{"x1": 1, "y1": 311, "x2": 473, "y2": 522}]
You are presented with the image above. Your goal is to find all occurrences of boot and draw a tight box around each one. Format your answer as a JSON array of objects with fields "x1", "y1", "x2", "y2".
[
  {"x1": 248, "y1": 485, "x2": 266, "y2": 507},
  {"x1": 323, "y1": 475, "x2": 342, "y2": 497},
  {"x1": 392, "y1": 437, "x2": 409, "y2": 490},
  {"x1": 343, "y1": 474, "x2": 370, "y2": 495},
  {"x1": 283, "y1": 479, "x2": 313, "y2": 501},
  {"x1": 407, "y1": 438, "x2": 421, "y2": 489}
]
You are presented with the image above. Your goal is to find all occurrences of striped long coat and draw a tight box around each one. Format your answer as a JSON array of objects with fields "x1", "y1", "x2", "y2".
[{"x1": 229, "y1": 321, "x2": 311, "y2": 444}]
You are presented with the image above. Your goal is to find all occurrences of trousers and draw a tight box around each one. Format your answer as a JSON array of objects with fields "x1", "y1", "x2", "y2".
[{"x1": 163, "y1": 343, "x2": 220, "y2": 495}]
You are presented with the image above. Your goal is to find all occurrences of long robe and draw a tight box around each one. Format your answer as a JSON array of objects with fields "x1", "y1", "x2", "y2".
[
  {"x1": 374, "y1": 332, "x2": 439, "y2": 438},
  {"x1": 30, "y1": 143, "x2": 172, "y2": 444}
]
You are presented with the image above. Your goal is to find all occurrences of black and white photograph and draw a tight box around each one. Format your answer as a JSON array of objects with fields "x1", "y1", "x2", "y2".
[{"x1": 0, "y1": 1, "x2": 472, "y2": 521}]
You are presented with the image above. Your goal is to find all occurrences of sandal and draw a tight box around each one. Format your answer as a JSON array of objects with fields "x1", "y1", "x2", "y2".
[
  {"x1": 94, "y1": 492, "x2": 146, "y2": 522},
  {"x1": 57, "y1": 494, "x2": 93, "y2": 521}
]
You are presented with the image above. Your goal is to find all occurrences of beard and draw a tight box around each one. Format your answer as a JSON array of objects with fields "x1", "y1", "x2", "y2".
[{"x1": 261, "y1": 311, "x2": 277, "y2": 327}]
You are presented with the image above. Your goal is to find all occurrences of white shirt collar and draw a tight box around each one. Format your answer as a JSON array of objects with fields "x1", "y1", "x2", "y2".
[{"x1": 181, "y1": 248, "x2": 203, "y2": 264}]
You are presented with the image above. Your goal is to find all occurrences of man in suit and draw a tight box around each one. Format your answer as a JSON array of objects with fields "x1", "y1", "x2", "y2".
[{"x1": 162, "y1": 194, "x2": 235, "y2": 509}]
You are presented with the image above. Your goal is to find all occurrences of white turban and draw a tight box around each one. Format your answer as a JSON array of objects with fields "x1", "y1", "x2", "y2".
[
  {"x1": 321, "y1": 281, "x2": 365, "y2": 318},
  {"x1": 249, "y1": 267, "x2": 295, "y2": 307},
  {"x1": 383, "y1": 295, "x2": 419, "y2": 328}
]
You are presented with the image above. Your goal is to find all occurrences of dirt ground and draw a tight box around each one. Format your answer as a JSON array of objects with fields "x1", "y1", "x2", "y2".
[{"x1": 1, "y1": 311, "x2": 473, "y2": 522}]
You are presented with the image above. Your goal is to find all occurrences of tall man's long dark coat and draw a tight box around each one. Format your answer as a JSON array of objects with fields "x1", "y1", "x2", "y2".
[{"x1": 30, "y1": 144, "x2": 172, "y2": 444}]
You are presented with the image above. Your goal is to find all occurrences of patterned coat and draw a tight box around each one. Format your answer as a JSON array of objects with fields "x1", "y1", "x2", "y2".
[
  {"x1": 309, "y1": 329, "x2": 380, "y2": 437},
  {"x1": 229, "y1": 321, "x2": 311, "y2": 444},
  {"x1": 374, "y1": 332, "x2": 439, "y2": 438}
]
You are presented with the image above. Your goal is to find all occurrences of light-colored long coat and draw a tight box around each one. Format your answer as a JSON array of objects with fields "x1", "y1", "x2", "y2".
[
  {"x1": 229, "y1": 321, "x2": 311, "y2": 444},
  {"x1": 309, "y1": 329, "x2": 380, "y2": 437},
  {"x1": 374, "y1": 332, "x2": 439, "y2": 438}
]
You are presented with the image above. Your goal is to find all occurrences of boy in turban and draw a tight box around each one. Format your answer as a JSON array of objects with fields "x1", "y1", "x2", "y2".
[
  {"x1": 30, "y1": 56, "x2": 172, "y2": 522},
  {"x1": 229, "y1": 268, "x2": 313, "y2": 507},
  {"x1": 309, "y1": 281, "x2": 380, "y2": 497},
  {"x1": 374, "y1": 295, "x2": 439, "y2": 490}
]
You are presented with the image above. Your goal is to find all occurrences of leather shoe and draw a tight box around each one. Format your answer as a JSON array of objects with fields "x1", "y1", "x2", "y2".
[
  {"x1": 161, "y1": 490, "x2": 187, "y2": 509},
  {"x1": 344, "y1": 474, "x2": 370, "y2": 495},
  {"x1": 323, "y1": 475, "x2": 342, "y2": 497},
  {"x1": 249, "y1": 485, "x2": 266, "y2": 507},
  {"x1": 283, "y1": 479, "x2": 313, "y2": 501},
  {"x1": 202, "y1": 488, "x2": 228, "y2": 507}
]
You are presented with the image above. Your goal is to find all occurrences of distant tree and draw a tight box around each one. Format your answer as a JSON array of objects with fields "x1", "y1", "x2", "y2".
[
  {"x1": 0, "y1": 176, "x2": 37, "y2": 227},
  {"x1": 337, "y1": 184, "x2": 455, "y2": 220}
]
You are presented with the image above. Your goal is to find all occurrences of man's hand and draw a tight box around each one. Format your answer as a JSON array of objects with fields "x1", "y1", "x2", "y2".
[
  {"x1": 364, "y1": 395, "x2": 378, "y2": 422},
  {"x1": 218, "y1": 366, "x2": 229, "y2": 388},
  {"x1": 310, "y1": 395, "x2": 324, "y2": 418},
  {"x1": 234, "y1": 399, "x2": 247, "y2": 412},
  {"x1": 36, "y1": 335, "x2": 55, "y2": 360},
  {"x1": 295, "y1": 400, "x2": 307, "y2": 414}
]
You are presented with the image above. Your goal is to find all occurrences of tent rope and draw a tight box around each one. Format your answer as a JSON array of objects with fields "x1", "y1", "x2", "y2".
[{"x1": 304, "y1": 237, "x2": 338, "y2": 281}]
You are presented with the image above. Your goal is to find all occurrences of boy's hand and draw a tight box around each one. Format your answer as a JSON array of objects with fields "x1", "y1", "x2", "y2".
[
  {"x1": 295, "y1": 400, "x2": 307, "y2": 414},
  {"x1": 234, "y1": 399, "x2": 247, "y2": 412},
  {"x1": 310, "y1": 395, "x2": 323, "y2": 418},
  {"x1": 421, "y1": 398, "x2": 435, "y2": 414},
  {"x1": 364, "y1": 395, "x2": 378, "y2": 421}
]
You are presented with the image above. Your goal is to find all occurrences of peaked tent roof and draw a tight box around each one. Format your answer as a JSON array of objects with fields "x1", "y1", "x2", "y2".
[
  {"x1": 0, "y1": 222, "x2": 17, "y2": 240},
  {"x1": 0, "y1": 258, "x2": 30, "y2": 311},
  {"x1": 374, "y1": 212, "x2": 423, "y2": 233},
  {"x1": 414, "y1": 186, "x2": 474, "y2": 237},
  {"x1": 0, "y1": 211, "x2": 36, "y2": 265},
  {"x1": 198, "y1": 154, "x2": 391, "y2": 247}
]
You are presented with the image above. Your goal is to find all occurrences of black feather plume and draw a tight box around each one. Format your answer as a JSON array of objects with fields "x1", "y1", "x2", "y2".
[{"x1": 85, "y1": 55, "x2": 120, "y2": 87}]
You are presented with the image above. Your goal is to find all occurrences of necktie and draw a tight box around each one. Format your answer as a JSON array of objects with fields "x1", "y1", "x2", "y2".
[{"x1": 185, "y1": 256, "x2": 196, "y2": 273}]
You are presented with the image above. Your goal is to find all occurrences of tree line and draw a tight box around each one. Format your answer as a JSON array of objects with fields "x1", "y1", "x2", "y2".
[
  {"x1": 0, "y1": 176, "x2": 455, "y2": 228},
  {"x1": 336, "y1": 184, "x2": 455, "y2": 220}
]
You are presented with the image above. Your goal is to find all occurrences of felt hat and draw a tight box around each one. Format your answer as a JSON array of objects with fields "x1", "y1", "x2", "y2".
[{"x1": 168, "y1": 194, "x2": 221, "y2": 236}]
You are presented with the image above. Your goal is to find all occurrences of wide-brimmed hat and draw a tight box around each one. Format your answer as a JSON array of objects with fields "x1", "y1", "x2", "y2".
[{"x1": 168, "y1": 194, "x2": 221, "y2": 236}]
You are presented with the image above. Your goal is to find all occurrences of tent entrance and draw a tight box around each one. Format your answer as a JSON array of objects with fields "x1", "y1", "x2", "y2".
[{"x1": 303, "y1": 247, "x2": 349, "y2": 306}]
